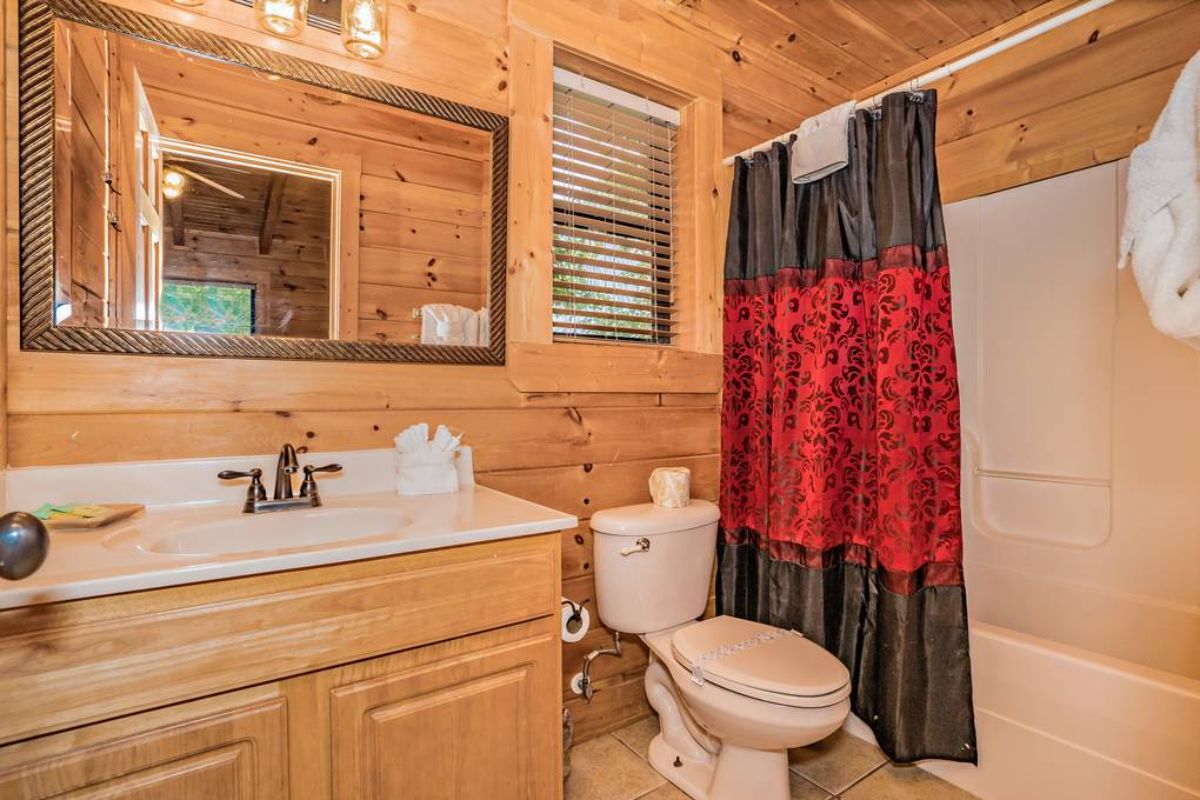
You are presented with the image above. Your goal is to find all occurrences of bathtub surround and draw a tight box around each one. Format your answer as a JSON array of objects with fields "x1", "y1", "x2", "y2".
[
  {"x1": 720, "y1": 91, "x2": 975, "y2": 763},
  {"x1": 930, "y1": 161, "x2": 1200, "y2": 799}
]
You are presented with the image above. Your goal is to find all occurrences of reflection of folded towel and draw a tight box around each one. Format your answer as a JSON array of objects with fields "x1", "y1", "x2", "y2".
[
  {"x1": 421, "y1": 304, "x2": 491, "y2": 346},
  {"x1": 421, "y1": 304, "x2": 478, "y2": 345},
  {"x1": 477, "y1": 306, "x2": 490, "y2": 346},
  {"x1": 789, "y1": 100, "x2": 854, "y2": 184}
]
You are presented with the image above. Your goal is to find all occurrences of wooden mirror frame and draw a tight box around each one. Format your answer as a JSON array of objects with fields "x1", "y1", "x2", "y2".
[{"x1": 18, "y1": 0, "x2": 507, "y2": 364}]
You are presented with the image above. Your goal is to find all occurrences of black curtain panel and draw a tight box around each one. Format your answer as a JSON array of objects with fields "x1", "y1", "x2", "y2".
[{"x1": 718, "y1": 90, "x2": 978, "y2": 763}]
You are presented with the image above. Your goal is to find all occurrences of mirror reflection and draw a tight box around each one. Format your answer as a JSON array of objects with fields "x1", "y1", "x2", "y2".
[{"x1": 53, "y1": 19, "x2": 492, "y2": 345}]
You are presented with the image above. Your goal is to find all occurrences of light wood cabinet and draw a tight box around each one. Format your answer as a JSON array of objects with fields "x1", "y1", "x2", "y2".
[
  {"x1": 0, "y1": 534, "x2": 563, "y2": 799},
  {"x1": 330, "y1": 629, "x2": 558, "y2": 800},
  {"x1": 0, "y1": 688, "x2": 289, "y2": 799}
]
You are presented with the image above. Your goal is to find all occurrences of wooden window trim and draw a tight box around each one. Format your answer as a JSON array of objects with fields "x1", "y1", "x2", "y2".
[{"x1": 505, "y1": 30, "x2": 722, "y2": 393}]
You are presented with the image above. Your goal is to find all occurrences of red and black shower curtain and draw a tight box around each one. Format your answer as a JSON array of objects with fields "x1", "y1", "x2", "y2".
[{"x1": 718, "y1": 91, "x2": 977, "y2": 763}]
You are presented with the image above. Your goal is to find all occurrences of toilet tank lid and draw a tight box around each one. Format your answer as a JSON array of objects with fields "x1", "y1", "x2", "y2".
[{"x1": 590, "y1": 500, "x2": 719, "y2": 536}]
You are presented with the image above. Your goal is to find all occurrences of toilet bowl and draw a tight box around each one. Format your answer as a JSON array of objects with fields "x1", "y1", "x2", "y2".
[{"x1": 591, "y1": 502, "x2": 851, "y2": 800}]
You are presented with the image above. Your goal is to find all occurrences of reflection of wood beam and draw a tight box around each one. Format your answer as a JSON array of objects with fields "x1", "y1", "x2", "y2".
[
  {"x1": 259, "y1": 173, "x2": 286, "y2": 255},
  {"x1": 167, "y1": 199, "x2": 185, "y2": 246}
]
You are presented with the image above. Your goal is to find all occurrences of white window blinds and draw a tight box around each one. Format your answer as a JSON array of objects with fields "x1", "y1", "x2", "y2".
[{"x1": 552, "y1": 70, "x2": 677, "y2": 344}]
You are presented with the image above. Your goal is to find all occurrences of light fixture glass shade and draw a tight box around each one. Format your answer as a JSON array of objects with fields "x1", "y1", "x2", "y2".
[
  {"x1": 342, "y1": 0, "x2": 388, "y2": 60},
  {"x1": 162, "y1": 169, "x2": 185, "y2": 200},
  {"x1": 254, "y1": 0, "x2": 308, "y2": 37}
]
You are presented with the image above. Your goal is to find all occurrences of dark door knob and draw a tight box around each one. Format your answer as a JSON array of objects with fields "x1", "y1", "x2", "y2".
[{"x1": 0, "y1": 511, "x2": 49, "y2": 581}]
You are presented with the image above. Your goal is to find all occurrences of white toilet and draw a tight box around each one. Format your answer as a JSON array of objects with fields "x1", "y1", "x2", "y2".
[{"x1": 591, "y1": 500, "x2": 851, "y2": 800}]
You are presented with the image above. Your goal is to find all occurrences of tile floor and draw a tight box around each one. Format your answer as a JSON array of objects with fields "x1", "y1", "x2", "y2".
[{"x1": 565, "y1": 716, "x2": 980, "y2": 800}]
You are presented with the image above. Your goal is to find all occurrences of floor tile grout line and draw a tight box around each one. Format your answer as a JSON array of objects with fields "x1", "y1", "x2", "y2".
[
  {"x1": 792, "y1": 770, "x2": 836, "y2": 797},
  {"x1": 610, "y1": 731, "x2": 652, "y2": 764},
  {"x1": 795, "y1": 755, "x2": 889, "y2": 797},
  {"x1": 837, "y1": 759, "x2": 891, "y2": 795}
]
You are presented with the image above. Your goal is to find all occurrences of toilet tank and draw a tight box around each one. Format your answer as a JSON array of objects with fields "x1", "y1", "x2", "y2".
[{"x1": 591, "y1": 501, "x2": 720, "y2": 634}]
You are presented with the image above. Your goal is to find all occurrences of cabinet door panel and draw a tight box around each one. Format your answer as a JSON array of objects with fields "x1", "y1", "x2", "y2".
[
  {"x1": 332, "y1": 632, "x2": 558, "y2": 800},
  {"x1": 0, "y1": 694, "x2": 287, "y2": 800}
]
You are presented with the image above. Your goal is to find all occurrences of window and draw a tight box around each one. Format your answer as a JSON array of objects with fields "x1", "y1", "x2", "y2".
[
  {"x1": 552, "y1": 68, "x2": 678, "y2": 344},
  {"x1": 161, "y1": 280, "x2": 256, "y2": 335}
]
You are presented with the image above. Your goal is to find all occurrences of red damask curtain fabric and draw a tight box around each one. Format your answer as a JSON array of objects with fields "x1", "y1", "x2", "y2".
[{"x1": 718, "y1": 91, "x2": 977, "y2": 763}]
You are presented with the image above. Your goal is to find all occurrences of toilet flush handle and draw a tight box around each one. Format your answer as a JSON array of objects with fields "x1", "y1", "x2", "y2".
[{"x1": 619, "y1": 537, "x2": 651, "y2": 556}]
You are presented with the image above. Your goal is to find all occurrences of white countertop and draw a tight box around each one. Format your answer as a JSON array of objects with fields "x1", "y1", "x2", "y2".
[{"x1": 0, "y1": 485, "x2": 576, "y2": 611}]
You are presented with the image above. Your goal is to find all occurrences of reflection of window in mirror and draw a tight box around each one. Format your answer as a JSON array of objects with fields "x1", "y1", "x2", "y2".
[{"x1": 161, "y1": 280, "x2": 256, "y2": 336}]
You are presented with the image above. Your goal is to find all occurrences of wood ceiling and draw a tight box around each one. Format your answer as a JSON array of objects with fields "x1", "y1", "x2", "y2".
[
  {"x1": 657, "y1": 0, "x2": 1058, "y2": 153},
  {"x1": 163, "y1": 159, "x2": 331, "y2": 256},
  {"x1": 676, "y1": 0, "x2": 1048, "y2": 91}
]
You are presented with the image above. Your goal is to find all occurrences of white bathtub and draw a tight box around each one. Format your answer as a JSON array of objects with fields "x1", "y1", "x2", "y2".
[{"x1": 917, "y1": 622, "x2": 1200, "y2": 800}]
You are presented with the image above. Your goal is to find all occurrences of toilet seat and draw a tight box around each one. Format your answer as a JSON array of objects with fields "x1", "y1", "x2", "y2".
[{"x1": 671, "y1": 616, "x2": 851, "y2": 709}]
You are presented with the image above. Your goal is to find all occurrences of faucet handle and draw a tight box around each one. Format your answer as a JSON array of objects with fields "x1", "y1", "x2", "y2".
[
  {"x1": 219, "y1": 468, "x2": 267, "y2": 509},
  {"x1": 299, "y1": 464, "x2": 342, "y2": 501},
  {"x1": 218, "y1": 468, "x2": 262, "y2": 481}
]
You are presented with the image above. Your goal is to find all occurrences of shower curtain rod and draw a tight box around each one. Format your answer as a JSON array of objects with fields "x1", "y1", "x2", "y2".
[{"x1": 721, "y1": 0, "x2": 1117, "y2": 166}]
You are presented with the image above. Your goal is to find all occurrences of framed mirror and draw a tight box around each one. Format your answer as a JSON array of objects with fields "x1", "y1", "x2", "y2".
[{"x1": 19, "y1": 0, "x2": 506, "y2": 364}]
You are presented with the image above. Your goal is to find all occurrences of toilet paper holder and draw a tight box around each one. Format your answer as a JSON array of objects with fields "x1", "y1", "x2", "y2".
[{"x1": 561, "y1": 597, "x2": 587, "y2": 636}]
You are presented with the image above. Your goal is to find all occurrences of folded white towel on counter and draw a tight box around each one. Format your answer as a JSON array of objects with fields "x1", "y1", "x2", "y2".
[
  {"x1": 421, "y1": 303, "x2": 479, "y2": 346},
  {"x1": 1119, "y1": 51, "x2": 1200, "y2": 349},
  {"x1": 394, "y1": 423, "x2": 462, "y2": 495},
  {"x1": 789, "y1": 100, "x2": 855, "y2": 184}
]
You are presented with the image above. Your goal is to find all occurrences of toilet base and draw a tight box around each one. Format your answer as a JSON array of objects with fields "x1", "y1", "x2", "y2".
[
  {"x1": 648, "y1": 733, "x2": 713, "y2": 799},
  {"x1": 648, "y1": 734, "x2": 792, "y2": 800}
]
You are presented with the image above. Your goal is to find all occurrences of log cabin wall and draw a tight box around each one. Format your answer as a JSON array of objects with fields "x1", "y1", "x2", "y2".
[{"x1": 2, "y1": 0, "x2": 1197, "y2": 743}]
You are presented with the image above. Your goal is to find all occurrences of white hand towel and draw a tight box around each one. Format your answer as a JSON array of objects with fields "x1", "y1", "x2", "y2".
[
  {"x1": 394, "y1": 423, "x2": 462, "y2": 495},
  {"x1": 476, "y1": 306, "x2": 490, "y2": 347},
  {"x1": 1119, "y1": 51, "x2": 1200, "y2": 348},
  {"x1": 789, "y1": 100, "x2": 855, "y2": 184},
  {"x1": 421, "y1": 303, "x2": 479, "y2": 345}
]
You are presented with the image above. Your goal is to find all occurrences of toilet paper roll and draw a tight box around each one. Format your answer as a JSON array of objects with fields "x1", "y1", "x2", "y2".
[
  {"x1": 649, "y1": 466, "x2": 691, "y2": 508},
  {"x1": 560, "y1": 603, "x2": 590, "y2": 643}
]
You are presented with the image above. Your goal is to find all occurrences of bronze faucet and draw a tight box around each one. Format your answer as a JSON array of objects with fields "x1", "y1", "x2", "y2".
[
  {"x1": 219, "y1": 444, "x2": 342, "y2": 513},
  {"x1": 274, "y1": 443, "x2": 299, "y2": 500}
]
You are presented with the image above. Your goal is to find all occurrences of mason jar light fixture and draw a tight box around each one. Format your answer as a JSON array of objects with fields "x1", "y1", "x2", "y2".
[
  {"x1": 254, "y1": 0, "x2": 308, "y2": 38},
  {"x1": 341, "y1": 0, "x2": 388, "y2": 60}
]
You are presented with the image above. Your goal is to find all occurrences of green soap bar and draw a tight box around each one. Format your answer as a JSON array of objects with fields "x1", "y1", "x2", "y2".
[{"x1": 32, "y1": 503, "x2": 108, "y2": 520}]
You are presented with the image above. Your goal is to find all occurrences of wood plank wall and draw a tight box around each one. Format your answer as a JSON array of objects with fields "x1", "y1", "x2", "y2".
[
  {"x1": 850, "y1": 0, "x2": 1200, "y2": 202},
  {"x1": 2, "y1": 0, "x2": 1194, "y2": 744}
]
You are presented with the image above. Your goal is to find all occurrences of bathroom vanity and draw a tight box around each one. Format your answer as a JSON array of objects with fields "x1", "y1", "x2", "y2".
[{"x1": 0, "y1": 481, "x2": 574, "y2": 799}]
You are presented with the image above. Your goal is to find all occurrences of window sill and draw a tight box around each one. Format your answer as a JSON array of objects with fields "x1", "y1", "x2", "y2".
[{"x1": 506, "y1": 340, "x2": 720, "y2": 393}]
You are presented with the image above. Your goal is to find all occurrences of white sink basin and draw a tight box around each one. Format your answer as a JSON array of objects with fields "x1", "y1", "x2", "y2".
[{"x1": 116, "y1": 507, "x2": 411, "y2": 557}]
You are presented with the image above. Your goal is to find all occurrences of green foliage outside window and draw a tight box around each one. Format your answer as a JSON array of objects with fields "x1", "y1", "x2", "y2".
[{"x1": 161, "y1": 281, "x2": 255, "y2": 335}]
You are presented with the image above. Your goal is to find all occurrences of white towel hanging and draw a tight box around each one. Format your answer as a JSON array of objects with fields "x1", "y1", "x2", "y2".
[{"x1": 1119, "y1": 51, "x2": 1200, "y2": 348}]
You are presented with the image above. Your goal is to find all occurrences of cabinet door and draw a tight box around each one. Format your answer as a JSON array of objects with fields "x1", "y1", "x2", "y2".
[
  {"x1": 0, "y1": 688, "x2": 288, "y2": 800},
  {"x1": 331, "y1": 629, "x2": 559, "y2": 800}
]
